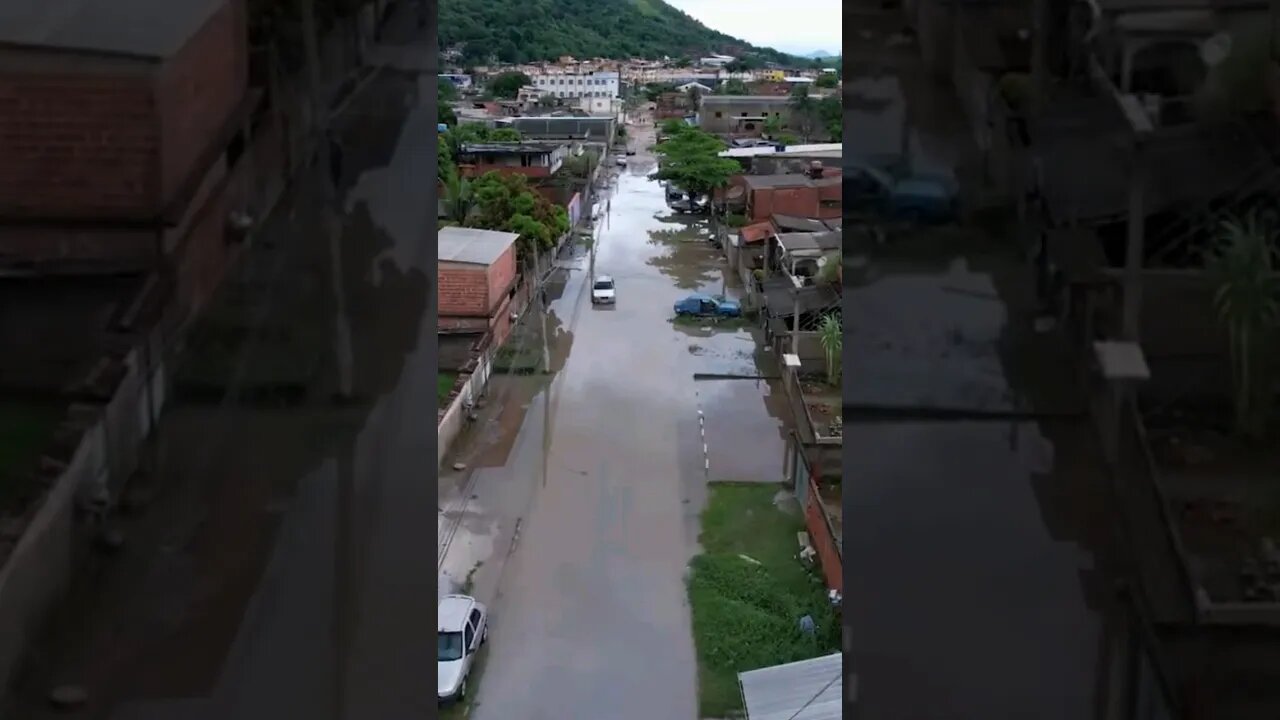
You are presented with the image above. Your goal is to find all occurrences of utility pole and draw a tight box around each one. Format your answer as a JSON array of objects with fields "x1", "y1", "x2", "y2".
[
  {"x1": 298, "y1": 0, "x2": 354, "y2": 399},
  {"x1": 1118, "y1": 96, "x2": 1152, "y2": 342}
]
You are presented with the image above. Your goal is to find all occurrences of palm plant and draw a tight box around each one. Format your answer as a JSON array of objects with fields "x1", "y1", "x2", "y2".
[
  {"x1": 441, "y1": 174, "x2": 474, "y2": 225},
  {"x1": 817, "y1": 313, "x2": 842, "y2": 387},
  {"x1": 788, "y1": 85, "x2": 818, "y2": 142},
  {"x1": 1206, "y1": 210, "x2": 1280, "y2": 438}
]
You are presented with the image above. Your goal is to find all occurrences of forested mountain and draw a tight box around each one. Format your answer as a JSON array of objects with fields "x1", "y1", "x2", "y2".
[{"x1": 439, "y1": 0, "x2": 802, "y2": 65}]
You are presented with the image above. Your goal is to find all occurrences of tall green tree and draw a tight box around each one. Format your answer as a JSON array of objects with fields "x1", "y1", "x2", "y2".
[
  {"x1": 788, "y1": 84, "x2": 819, "y2": 142},
  {"x1": 650, "y1": 124, "x2": 741, "y2": 200},
  {"x1": 817, "y1": 95, "x2": 841, "y2": 141},
  {"x1": 489, "y1": 71, "x2": 532, "y2": 99},
  {"x1": 717, "y1": 79, "x2": 748, "y2": 95},
  {"x1": 1207, "y1": 211, "x2": 1280, "y2": 438},
  {"x1": 468, "y1": 172, "x2": 569, "y2": 253}
]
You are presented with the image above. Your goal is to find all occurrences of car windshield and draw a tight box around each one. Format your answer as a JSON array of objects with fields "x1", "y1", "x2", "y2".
[
  {"x1": 438, "y1": 631, "x2": 464, "y2": 662},
  {"x1": 593, "y1": 280, "x2": 613, "y2": 290}
]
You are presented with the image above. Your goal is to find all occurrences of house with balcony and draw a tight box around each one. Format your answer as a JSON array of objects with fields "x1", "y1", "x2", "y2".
[
  {"x1": 455, "y1": 142, "x2": 569, "y2": 179},
  {"x1": 697, "y1": 95, "x2": 794, "y2": 137}
]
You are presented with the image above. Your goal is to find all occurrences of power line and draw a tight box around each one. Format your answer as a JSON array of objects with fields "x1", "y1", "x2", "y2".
[{"x1": 783, "y1": 672, "x2": 841, "y2": 720}]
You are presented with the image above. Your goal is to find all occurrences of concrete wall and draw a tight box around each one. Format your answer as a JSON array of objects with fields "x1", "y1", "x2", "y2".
[
  {"x1": 0, "y1": 340, "x2": 167, "y2": 700},
  {"x1": 437, "y1": 344, "x2": 495, "y2": 468}
]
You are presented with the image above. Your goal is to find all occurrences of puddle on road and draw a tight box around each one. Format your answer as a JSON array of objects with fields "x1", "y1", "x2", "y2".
[{"x1": 646, "y1": 223, "x2": 722, "y2": 290}]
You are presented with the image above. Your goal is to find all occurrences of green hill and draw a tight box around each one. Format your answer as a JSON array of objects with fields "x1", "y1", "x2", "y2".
[{"x1": 439, "y1": 0, "x2": 804, "y2": 66}]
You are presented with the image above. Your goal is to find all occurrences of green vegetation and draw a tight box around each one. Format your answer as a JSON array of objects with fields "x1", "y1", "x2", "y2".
[
  {"x1": 489, "y1": 71, "x2": 532, "y2": 99},
  {"x1": 717, "y1": 78, "x2": 749, "y2": 95},
  {"x1": 818, "y1": 313, "x2": 842, "y2": 386},
  {"x1": 1206, "y1": 211, "x2": 1280, "y2": 439},
  {"x1": 438, "y1": 372, "x2": 458, "y2": 405},
  {"x1": 439, "y1": 0, "x2": 804, "y2": 65},
  {"x1": 470, "y1": 173, "x2": 570, "y2": 253},
  {"x1": 0, "y1": 403, "x2": 63, "y2": 512},
  {"x1": 651, "y1": 122, "x2": 741, "y2": 200},
  {"x1": 688, "y1": 483, "x2": 840, "y2": 718}
]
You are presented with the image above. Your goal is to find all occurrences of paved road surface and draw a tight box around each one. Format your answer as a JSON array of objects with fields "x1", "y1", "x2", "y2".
[{"x1": 437, "y1": 124, "x2": 793, "y2": 720}]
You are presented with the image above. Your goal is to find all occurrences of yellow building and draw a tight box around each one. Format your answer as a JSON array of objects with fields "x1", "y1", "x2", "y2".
[{"x1": 760, "y1": 69, "x2": 785, "y2": 82}]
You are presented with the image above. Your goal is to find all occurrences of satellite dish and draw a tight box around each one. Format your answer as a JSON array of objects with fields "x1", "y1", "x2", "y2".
[{"x1": 1201, "y1": 32, "x2": 1233, "y2": 67}]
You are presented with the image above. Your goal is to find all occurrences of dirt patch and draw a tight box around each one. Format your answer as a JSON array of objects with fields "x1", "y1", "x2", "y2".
[
  {"x1": 1146, "y1": 406, "x2": 1280, "y2": 602},
  {"x1": 799, "y1": 379, "x2": 842, "y2": 439}
]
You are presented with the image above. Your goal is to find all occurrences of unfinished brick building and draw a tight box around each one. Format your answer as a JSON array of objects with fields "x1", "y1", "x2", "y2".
[
  {"x1": 0, "y1": 0, "x2": 259, "y2": 316},
  {"x1": 438, "y1": 227, "x2": 521, "y2": 350}
]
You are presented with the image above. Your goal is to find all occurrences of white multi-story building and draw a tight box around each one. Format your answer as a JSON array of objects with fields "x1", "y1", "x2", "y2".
[
  {"x1": 529, "y1": 70, "x2": 620, "y2": 115},
  {"x1": 527, "y1": 69, "x2": 620, "y2": 116}
]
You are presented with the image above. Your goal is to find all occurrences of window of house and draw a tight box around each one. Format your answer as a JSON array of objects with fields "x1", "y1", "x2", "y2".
[
  {"x1": 715, "y1": 111, "x2": 722, "y2": 118},
  {"x1": 744, "y1": 122, "x2": 755, "y2": 130}
]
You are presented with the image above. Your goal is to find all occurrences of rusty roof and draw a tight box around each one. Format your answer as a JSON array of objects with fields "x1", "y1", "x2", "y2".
[{"x1": 739, "y1": 222, "x2": 776, "y2": 244}]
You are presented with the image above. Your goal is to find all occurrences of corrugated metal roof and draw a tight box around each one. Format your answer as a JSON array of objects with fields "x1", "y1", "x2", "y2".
[
  {"x1": 744, "y1": 174, "x2": 841, "y2": 190},
  {"x1": 772, "y1": 214, "x2": 837, "y2": 232},
  {"x1": 722, "y1": 143, "x2": 844, "y2": 158},
  {"x1": 438, "y1": 227, "x2": 520, "y2": 266},
  {"x1": 702, "y1": 95, "x2": 793, "y2": 105},
  {"x1": 738, "y1": 653, "x2": 844, "y2": 720},
  {"x1": 0, "y1": 0, "x2": 224, "y2": 59},
  {"x1": 778, "y1": 230, "x2": 842, "y2": 253}
]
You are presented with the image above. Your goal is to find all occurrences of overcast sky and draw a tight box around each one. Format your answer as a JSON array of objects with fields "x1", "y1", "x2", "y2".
[{"x1": 665, "y1": 0, "x2": 841, "y2": 56}]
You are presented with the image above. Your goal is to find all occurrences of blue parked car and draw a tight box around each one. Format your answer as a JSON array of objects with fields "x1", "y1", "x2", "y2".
[
  {"x1": 846, "y1": 162, "x2": 958, "y2": 223},
  {"x1": 674, "y1": 293, "x2": 741, "y2": 318}
]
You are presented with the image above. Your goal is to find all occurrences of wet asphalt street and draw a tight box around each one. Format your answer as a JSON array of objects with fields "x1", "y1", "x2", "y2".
[
  {"x1": 7, "y1": 17, "x2": 441, "y2": 719},
  {"x1": 437, "y1": 123, "x2": 792, "y2": 720}
]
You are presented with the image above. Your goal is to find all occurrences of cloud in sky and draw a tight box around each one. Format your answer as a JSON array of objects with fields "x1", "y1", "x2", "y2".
[{"x1": 664, "y1": 0, "x2": 842, "y2": 55}]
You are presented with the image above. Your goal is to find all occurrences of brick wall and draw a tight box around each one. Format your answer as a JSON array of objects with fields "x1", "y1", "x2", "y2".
[
  {"x1": 750, "y1": 187, "x2": 823, "y2": 220},
  {"x1": 486, "y1": 245, "x2": 517, "y2": 312},
  {"x1": 804, "y1": 474, "x2": 843, "y2": 595},
  {"x1": 0, "y1": 65, "x2": 159, "y2": 218},
  {"x1": 156, "y1": 0, "x2": 248, "y2": 207},
  {"x1": 438, "y1": 263, "x2": 490, "y2": 317}
]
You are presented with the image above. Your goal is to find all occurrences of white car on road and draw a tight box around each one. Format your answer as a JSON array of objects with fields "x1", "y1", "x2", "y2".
[
  {"x1": 438, "y1": 594, "x2": 488, "y2": 704},
  {"x1": 591, "y1": 275, "x2": 616, "y2": 305},
  {"x1": 591, "y1": 270, "x2": 616, "y2": 301}
]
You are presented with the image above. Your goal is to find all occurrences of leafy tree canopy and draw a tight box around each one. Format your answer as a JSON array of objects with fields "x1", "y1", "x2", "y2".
[
  {"x1": 490, "y1": 71, "x2": 532, "y2": 99},
  {"x1": 467, "y1": 172, "x2": 569, "y2": 252},
  {"x1": 718, "y1": 79, "x2": 748, "y2": 95},
  {"x1": 438, "y1": 0, "x2": 805, "y2": 65},
  {"x1": 651, "y1": 123, "x2": 740, "y2": 198}
]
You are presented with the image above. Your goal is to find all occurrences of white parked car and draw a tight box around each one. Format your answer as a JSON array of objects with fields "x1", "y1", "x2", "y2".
[
  {"x1": 591, "y1": 275, "x2": 616, "y2": 305},
  {"x1": 438, "y1": 594, "x2": 488, "y2": 704}
]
